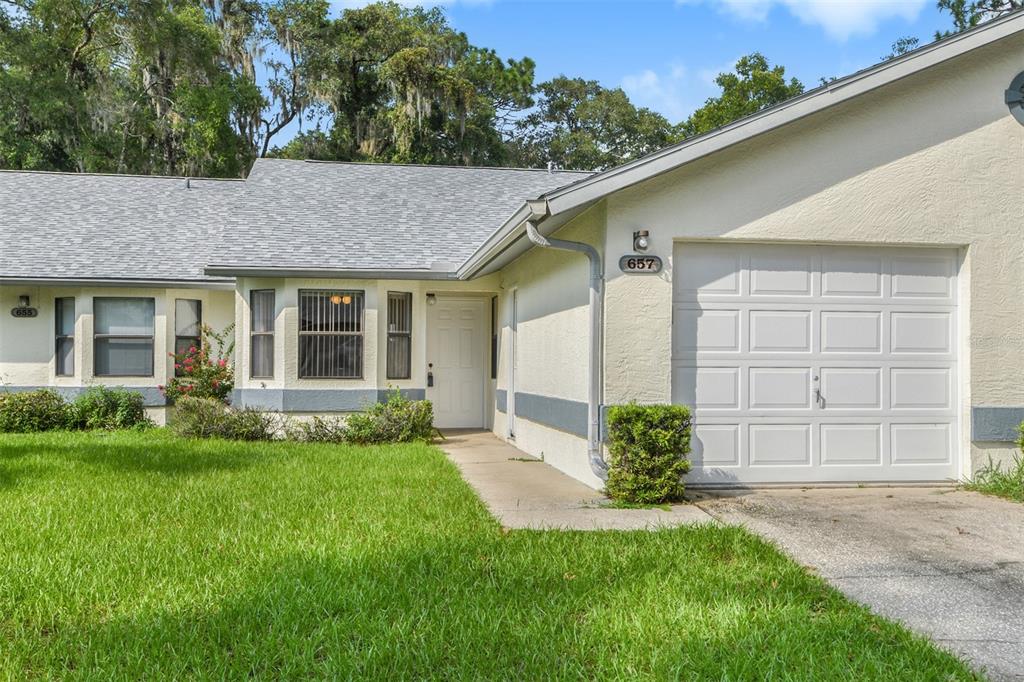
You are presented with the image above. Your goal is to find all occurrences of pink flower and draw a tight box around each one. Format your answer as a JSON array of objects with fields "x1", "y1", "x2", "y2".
[
  {"x1": 189, "y1": 346, "x2": 197, "y2": 354},
  {"x1": 174, "y1": 363, "x2": 181, "y2": 370},
  {"x1": 218, "y1": 359, "x2": 227, "y2": 367}
]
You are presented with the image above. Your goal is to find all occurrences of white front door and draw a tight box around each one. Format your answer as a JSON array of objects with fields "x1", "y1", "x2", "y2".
[
  {"x1": 672, "y1": 243, "x2": 960, "y2": 484},
  {"x1": 426, "y1": 296, "x2": 487, "y2": 428}
]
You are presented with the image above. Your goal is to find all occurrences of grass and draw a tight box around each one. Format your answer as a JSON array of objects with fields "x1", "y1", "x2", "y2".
[
  {"x1": 0, "y1": 430, "x2": 980, "y2": 680},
  {"x1": 965, "y1": 453, "x2": 1024, "y2": 502}
]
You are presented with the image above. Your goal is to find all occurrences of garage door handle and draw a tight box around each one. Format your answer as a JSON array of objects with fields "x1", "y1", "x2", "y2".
[{"x1": 814, "y1": 387, "x2": 824, "y2": 407}]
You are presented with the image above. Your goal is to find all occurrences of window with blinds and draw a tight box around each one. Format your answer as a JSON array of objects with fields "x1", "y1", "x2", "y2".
[
  {"x1": 298, "y1": 290, "x2": 364, "y2": 379},
  {"x1": 55, "y1": 297, "x2": 75, "y2": 376},
  {"x1": 250, "y1": 290, "x2": 275, "y2": 379},
  {"x1": 93, "y1": 297, "x2": 155, "y2": 377},
  {"x1": 386, "y1": 292, "x2": 412, "y2": 380}
]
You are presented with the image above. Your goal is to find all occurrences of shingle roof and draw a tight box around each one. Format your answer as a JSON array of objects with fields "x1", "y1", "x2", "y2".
[
  {"x1": 0, "y1": 159, "x2": 590, "y2": 282},
  {"x1": 216, "y1": 159, "x2": 591, "y2": 273},
  {"x1": 0, "y1": 171, "x2": 241, "y2": 283}
]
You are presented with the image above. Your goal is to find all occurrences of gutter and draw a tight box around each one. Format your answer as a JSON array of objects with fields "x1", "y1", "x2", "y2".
[
  {"x1": 204, "y1": 266, "x2": 459, "y2": 280},
  {"x1": 0, "y1": 276, "x2": 236, "y2": 290},
  {"x1": 523, "y1": 199, "x2": 608, "y2": 481}
]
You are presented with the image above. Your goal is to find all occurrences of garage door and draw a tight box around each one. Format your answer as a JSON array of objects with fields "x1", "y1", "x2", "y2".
[{"x1": 672, "y1": 243, "x2": 959, "y2": 484}]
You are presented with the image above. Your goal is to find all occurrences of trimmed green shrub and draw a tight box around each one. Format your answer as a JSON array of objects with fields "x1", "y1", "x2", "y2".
[
  {"x1": 288, "y1": 416, "x2": 348, "y2": 444},
  {"x1": 605, "y1": 403, "x2": 692, "y2": 504},
  {"x1": 343, "y1": 389, "x2": 437, "y2": 445},
  {"x1": 171, "y1": 396, "x2": 277, "y2": 441},
  {"x1": 0, "y1": 389, "x2": 72, "y2": 433},
  {"x1": 69, "y1": 386, "x2": 151, "y2": 430}
]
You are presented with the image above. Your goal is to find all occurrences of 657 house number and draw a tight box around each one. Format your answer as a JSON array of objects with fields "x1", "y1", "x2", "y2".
[{"x1": 619, "y1": 254, "x2": 663, "y2": 274}]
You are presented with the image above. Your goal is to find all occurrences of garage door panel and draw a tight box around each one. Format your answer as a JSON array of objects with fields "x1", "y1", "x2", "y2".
[
  {"x1": 676, "y1": 248, "x2": 742, "y2": 296},
  {"x1": 891, "y1": 423, "x2": 952, "y2": 464},
  {"x1": 749, "y1": 424, "x2": 811, "y2": 466},
  {"x1": 821, "y1": 424, "x2": 882, "y2": 466},
  {"x1": 674, "y1": 308, "x2": 740, "y2": 352},
  {"x1": 820, "y1": 368, "x2": 881, "y2": 409},
  {"x1": 891, "y1": 312, "x2": 952, "y2": 353},
  {"x1": 891, "y1": 256, "x2": 954, "y2": 299},
  {"x1": 749, "y1": 252, "x2": 814, "y2": 296},
  {"x1": 890, "y1": 368, "x2": 951, "y2": 409},
  {"x1": 749, "y1": 367, "x2": 810, "y2": 409},
  {"x1": 749, "y1": 310, "x2": 811, "y2": 352},
  {"x1": 673, "y1": 366, "x2": 740, "y2": 409},
  {"x1": 821, "y1": 311, "x2": 881, "y2": 353},
  {"x1": 692, "y1": 425, "x2": 740, "y2": 467},
  {"x1": 821, "y1": 254, "x2": 883, "y2": 297},
  {"x1": 673, "y1": 243, "x2": 959, "y2": 484}
]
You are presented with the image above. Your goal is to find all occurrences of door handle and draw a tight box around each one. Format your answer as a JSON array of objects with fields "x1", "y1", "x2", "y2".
[{"x1": 427, "y1": 363, "x2": 434, "y2": 387}]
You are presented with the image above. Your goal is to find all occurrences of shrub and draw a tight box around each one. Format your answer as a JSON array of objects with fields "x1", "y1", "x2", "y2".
[
  {"x1": 0, "y1": 389, "x2": 72, "y2": 433},
  {"x1": 171, "y1": 396, "x2": 277, "y2": 441},
  {"x1": 288, "y1": 416, "x2": 348, "y2": 444},
  {"x1": 343, "y1": 389, "x2": 437, "y2": 445},
  {"x1": 604, "y1": 403, "x2": 692, "y2": 504},
  {"x1": 69, "y1": 386, "x2": 151, "y2": 430},
  {"x1": 160, "y1": 324, "x2": 235, "y2": 404}
]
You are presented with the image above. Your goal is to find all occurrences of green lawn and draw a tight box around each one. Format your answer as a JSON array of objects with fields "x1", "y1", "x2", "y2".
[{"x1": 0, "y1": 430, "x2": 978, "y2": 680}]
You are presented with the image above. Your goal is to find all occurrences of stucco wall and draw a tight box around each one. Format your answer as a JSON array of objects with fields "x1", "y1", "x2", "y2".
[
  {"x1": 0, "y1": 284, "x2": 234, "y2": 421},
  {"x1": 233, "y1": 275, "x2": 500, "y2": 414},
  {"x1": 602, "y1": 34, "x2": 1024, "y2": 476},
  {"x1": 492, "y1": 203, "x2": 606, "y2": 487}
]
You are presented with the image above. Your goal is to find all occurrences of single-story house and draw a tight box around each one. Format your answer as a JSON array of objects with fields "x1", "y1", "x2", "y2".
[{"x1": 4, "y1": 13, "x2": 1024, "y2": 488}]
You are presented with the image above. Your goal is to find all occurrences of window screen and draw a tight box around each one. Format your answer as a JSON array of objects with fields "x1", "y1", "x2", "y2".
[
  {"x1": 174, "y1": 299, "x2": 202, "y2": 376},
  {"x1": 298, "y1": 290, "x2": 364, "y2": 379},
  {"x1": 386, "y1": 292, "x2": 412, "y2": 380},
  {"x1": 55, "y1": 297, "x2": 75, "y2": 376},
  {"x1": 250, "y1": 290, "x2": 275, "y2": 379},
  {"x1": 94, "y1": 297, "x2": 155, "y2": 377}
]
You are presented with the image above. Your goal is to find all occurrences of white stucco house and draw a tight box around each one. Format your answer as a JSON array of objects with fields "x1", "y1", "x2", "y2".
[{"x1": 4, "y1": 14, "x2": 1024, "y2": 489}]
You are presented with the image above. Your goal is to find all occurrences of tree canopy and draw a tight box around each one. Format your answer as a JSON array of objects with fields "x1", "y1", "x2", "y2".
[{"x1": 16, "y1": 0, "x2": 1010, "y2": 176}]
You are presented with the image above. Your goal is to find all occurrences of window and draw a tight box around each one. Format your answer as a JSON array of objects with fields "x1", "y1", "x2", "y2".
[
  {"x1": 174, "y1": 299, "x2": 202, "y2": 376},
  {"x1": 490, "y1": 295, "x2": 498, "y2": 380},
  {"x1": 93, "y1": 297, "x2": 155, "y2": 377},
  {"x1": 55, "y1": 297, "x2": 75, "y2": 376},
  {"x1": 386, "y1": 292, "x2": 412, "y2": 380},
  {"x1": 298, "y1": 289, "x2": 364, "y2": 379},
  {"x1": 250, "y1": 289, "x2": 275, "y2": 379}
]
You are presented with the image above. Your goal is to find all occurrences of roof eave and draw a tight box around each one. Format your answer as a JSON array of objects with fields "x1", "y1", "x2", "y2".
[
  {"x1": 204, "y1": 265, "x2": 460, "y2": 280},
  {"x1": 0, "y1": 276, "x2": 236, "y2": 289}
]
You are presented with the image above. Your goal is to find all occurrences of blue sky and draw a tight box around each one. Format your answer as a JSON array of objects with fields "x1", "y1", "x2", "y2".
[{"x1": 286, "y1": 1, "x2": 951, "y2": 141}]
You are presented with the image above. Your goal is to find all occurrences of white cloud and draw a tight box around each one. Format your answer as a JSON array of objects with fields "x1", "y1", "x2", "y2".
[
  {"x1": 682, "y1": 0, "x2": 927, "y2": 41},
  {"x1": 621, "y1": 64, "x2": 694, "y2": 121}
]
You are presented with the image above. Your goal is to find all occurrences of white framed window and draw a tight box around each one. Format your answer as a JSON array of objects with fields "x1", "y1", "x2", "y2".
[
  {"x1": 93, "y1": 297, "x2": 155, "y2": 377},
  {"x1": 55, "y1": 297, "x2": 75, "y2": 377},
  {"x1": 250, "y1": 290, "x2": 275, "y2": 379},
  {"x1": 298, "y1": 289, "x2": 364, "y2": 379},
  {"x1": 174, "y1": 299, "x2": 202, "y2": 377},
  {"x1": 386, "y1": 292, "x2": 412, "y2": 380}
]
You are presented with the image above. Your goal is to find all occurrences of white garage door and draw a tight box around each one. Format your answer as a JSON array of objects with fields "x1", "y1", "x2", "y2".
[{"x1": 672, "y1": 243, "x2": 959, "y2": 484}]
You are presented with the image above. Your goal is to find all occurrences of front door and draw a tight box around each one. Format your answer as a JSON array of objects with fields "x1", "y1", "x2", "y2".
[{"x1": 426, "y1": 296, "x2": 487, "y2": 428}]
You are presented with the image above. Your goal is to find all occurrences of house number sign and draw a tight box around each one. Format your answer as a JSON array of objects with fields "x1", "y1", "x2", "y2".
[
  {"x1": 11, "y1": 306, "x2": 38, "y2": 318},
  {"x1": 619, "y1": 254, "x2": 663, "y2": 274}
]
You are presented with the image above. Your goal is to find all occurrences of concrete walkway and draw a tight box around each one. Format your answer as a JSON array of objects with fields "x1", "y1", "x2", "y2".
[
  {"x1": 694, "y1": 487, "x2": 1024, "y2": 682},
  {"x1": 438, "y1": 430, "x2": 714, "y2": 530}
]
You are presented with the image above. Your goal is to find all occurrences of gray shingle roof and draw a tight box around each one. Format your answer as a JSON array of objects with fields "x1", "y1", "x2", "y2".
[
  {"x1": 218, "y1": 159, "x2": 591, "y2": 273},
  {"x1": 0, "y1": 159, "x2": 591, "y2": 283}
]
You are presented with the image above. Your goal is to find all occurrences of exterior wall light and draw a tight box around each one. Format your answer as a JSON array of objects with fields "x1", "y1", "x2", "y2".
[
  {"x1": 633, "y1": 230, "x2": 650, "y2": 252},
  {"x1": 426, "y1": 293, "x2": 437, "y2": 305},
  {"x1": 1006, "y1": 71, "x2": 1024, "y2": 125},
  {"x1": 18, "y1": 295, "x2": 30, "y2": 308},
  {"x1": 329, "y1": 294, "x2": 352, "y2": 305}
]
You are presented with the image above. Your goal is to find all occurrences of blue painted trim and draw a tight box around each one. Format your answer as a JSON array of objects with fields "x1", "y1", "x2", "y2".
[
  {"x1": 232, "y1": 388, "x2": 425, "y2": 412},
  {"x1": 513, "y1": 392, "x2": 588, "y2": 438},
  {"x1": 495, "y1": 389, "x2": 507, "y2": 413},
  {"x1": 1, "y1": 385, "x2": 166, "y2": 407},
  {"x1": 972, "y1": 406, "x2": 1024, "y2": 442}
]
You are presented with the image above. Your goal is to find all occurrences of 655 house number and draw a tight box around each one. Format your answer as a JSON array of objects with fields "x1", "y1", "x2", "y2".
[{"x1": 619, "y1": 254, "x2": 663, "y2": 274}]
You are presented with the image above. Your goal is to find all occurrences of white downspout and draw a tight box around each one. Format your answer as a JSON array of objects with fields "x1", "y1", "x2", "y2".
[{"x1": 524, "y1": 199, "x2": 608, "y2": 481}]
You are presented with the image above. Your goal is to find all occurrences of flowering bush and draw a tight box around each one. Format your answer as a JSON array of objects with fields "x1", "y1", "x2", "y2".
[{"x1": 160, "y1": 324, "x2": 235, "y2": 404}]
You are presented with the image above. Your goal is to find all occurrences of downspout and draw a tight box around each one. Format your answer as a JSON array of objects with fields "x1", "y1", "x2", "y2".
[{"x1": 524, "y1": 199, "x2": 608, "y2": 481}]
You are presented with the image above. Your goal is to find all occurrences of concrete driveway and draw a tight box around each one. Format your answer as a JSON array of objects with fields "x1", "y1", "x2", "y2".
[{"x1": 694, "y1": 487, "x2": 1024, "y2": 681}]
